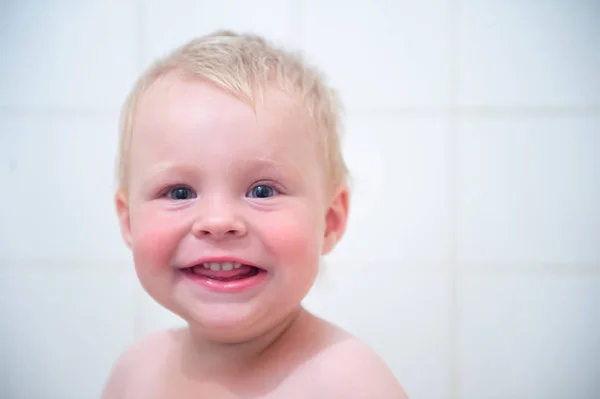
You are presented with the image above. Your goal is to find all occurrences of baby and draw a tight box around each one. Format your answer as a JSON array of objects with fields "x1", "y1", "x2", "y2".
[{"x1": 103, "y1": 31, "x2": 407, "y2": 399}]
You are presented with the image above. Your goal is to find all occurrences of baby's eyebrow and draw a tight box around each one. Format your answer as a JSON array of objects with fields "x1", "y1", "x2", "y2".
[
  {"x1": 140, "y1": 159, "x2": 301, "y2": 186},
  {"x1": 139, "y1": 162, "x2": 198, "y2": 186},
  {"x1": 147, "y1": 162, "x2": 197, "y2": 176},
  {"x1": 238, "y1": 157, "x2": 302, "y2": 178}
]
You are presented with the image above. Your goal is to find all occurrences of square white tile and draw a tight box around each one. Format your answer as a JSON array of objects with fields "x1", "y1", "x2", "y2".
[
  {"x1": 141, "y1": 0, "x2": 294, "y2": 67},
  {"x1": 304, "y1": 269, "x2": 452, "y2": 399},
  {"x1": 299, "y1": 0, "x2": 451, "y2": 109},
  {"x1": 328, "y1": 113, "x2": 452, "y2": 265},
  {"x1": 0, "y1": 268, "x2": 136, "y2": 399},
  {"x1": 0, "y1": 1, "x2": 138, "y2": 109},
  {"x1": 457, "y1": 115, "x2": 600, "y2": 266},
  {"x1": 457, "y1": 0, "x2": 600, "y2": 107},
  {"x1": 458, "y1": 272, "x2": 600, "y2": 399},
  {"x1": 0, "y1": 113, "x2": 130, "y2": 264}
]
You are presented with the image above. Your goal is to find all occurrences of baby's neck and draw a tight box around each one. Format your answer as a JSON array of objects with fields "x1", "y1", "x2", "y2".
[{"x1": 182, "y1": 307, "x2": 308, "y2": 375}]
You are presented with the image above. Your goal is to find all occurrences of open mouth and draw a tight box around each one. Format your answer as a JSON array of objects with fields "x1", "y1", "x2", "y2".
[{"x1": 182, "y1": 262, "x2": 263, "y2": 283}]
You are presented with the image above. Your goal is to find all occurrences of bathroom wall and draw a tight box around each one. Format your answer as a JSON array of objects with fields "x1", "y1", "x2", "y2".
[{"x1": 1, "y1": 1, "x2": 599, "y2": 398}]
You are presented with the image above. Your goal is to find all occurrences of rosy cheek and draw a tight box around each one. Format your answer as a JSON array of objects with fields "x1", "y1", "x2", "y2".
[
  {"x1": 130, "y1": 209, "x2": 178, "y2": 272},
  {"x1": 261, "y1": 209, "x2": 322, "y2": 267}
]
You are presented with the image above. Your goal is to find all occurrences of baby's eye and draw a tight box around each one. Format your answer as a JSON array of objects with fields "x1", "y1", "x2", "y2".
[
  {"x1": 166, "y1": 186, "x2": 196, "y2": 200},
  {"x1": 247, "y1": 184, "x2": 278, "y2": 199}
]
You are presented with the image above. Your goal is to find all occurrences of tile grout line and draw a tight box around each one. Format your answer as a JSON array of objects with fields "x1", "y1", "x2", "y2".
[
  {"x1": 131, "y1": 0, "x2": 146, "y2": 341},
  {"x1": 2, "y1": 105, "x2": 599, "y2": 119},
  {"x1": 447, "y1": 0, "x2": 461, "y2": 397},
  {"x1": 1, "y1": 258, "x2": 597, "y2": 273},
  {"x1": 0, "y1": 106, "x2": 119, "y2": 117},
  {"x1": 458, "y1": 263, "x2": 600, "y2": 274},
  {"x1": 344, "y1": 105, "x2": 600, "y2": 117},
  {"x1": 288, "y1": 0, "x2": 303, "y2": 48},
  {"x1": 134, "y1": 0, "x2": 146, "y2": 74}
]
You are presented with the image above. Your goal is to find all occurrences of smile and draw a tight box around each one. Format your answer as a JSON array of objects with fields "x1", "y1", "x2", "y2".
[
  {"x1": 187, "y1": 262, "x2": 260, "y2": 281},
  {"x1": 180, "y1": 261, "x2": 267, "y2": 293}
]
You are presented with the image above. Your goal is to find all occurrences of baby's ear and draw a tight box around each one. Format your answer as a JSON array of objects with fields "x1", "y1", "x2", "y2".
[
  {"x1": 115, "y1": 190, "x2": 133, "y2": 249},
  {"x1": 322, "y1": 184, "x2": 350, "y2": 255}
]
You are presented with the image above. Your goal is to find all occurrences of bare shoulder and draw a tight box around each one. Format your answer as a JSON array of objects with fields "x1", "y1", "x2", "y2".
[
  {"x1": 101, "y1": 329, "x2": 180, "y2": 399},
  {"x1": 309, "y1": 333, "x2": 408, "y2": 399}
]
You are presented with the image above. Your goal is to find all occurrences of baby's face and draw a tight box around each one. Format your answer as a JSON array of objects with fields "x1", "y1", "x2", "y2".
[{"x1": 118, "y1": 71, "x2": 341, "y2": 341}]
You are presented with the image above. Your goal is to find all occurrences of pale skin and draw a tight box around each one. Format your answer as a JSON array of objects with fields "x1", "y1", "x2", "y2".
[{"x1": 104, "y1": 70, "x2": 408, "y2": 399}]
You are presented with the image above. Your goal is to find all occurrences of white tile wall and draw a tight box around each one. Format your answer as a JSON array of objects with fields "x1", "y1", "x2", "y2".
[
  {"x1": 299, "y1": 0, "x2": 451, "y2": 109},
  {"x1": 133, "y1": 282, "x2": 186, "y2": 337},
  {"x1": 0, "y1": 0, "x2": 138, "y2": 109},
  {"x1": 1, "y1": 1, "x2": 599, "y2": 398},
  {"x1": 457, "y1": 0, "x2": 600, "y2": 107},
  {"x1": 330, "y1": 113, "x2": 452, "y2": 266},
  {"x1": 0, "y1": 268, "x2": 136, "y2": 399},
  {"x1": 140, "y1": 0, "x2": 295, "y2": 67},
  {"x1": 458, "y1": 272, "x2": 600, "y2": 399},
  {"x1": 0, "y1": 114, "x2": 130, "y2": 264},
  {"x1": 457, "y1": 115, "x2": 600, "y2": 266}
]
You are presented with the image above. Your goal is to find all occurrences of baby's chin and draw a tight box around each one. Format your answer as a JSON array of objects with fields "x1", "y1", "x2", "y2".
[{"x1": 171, "y1": 298, "x2": 299, "y2": 344}]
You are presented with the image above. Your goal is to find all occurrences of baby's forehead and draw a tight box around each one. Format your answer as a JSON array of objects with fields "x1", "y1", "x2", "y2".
[
  {"x1": 137, "y1": 73, "x2": 310, "y2": 135},
  {"x1": 129, "y1": 74, "x2": 325, "y2": 172}
]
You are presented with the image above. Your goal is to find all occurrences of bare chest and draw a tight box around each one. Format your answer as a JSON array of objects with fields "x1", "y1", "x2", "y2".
[{"x1": 122, "y1": 365, "x2": 323, "y2": 399}]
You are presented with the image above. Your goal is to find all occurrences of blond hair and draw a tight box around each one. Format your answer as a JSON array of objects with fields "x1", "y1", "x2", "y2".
[{"x1": 116, "y1": 30, "x2": 348, "y2": 197}]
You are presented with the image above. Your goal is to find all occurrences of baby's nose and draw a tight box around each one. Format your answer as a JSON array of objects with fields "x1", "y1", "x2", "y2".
[{"x1": 190, "y1": 202, "x2": 247, "y2": 240}]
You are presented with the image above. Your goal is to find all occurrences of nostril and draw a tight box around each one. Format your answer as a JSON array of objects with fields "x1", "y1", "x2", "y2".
[
  {"x1": 195, "y1": 228, "x2": 242, "y2": 238},
  {"x1": 191, "y1": 217, "x2": 246, "y2": 239}
]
